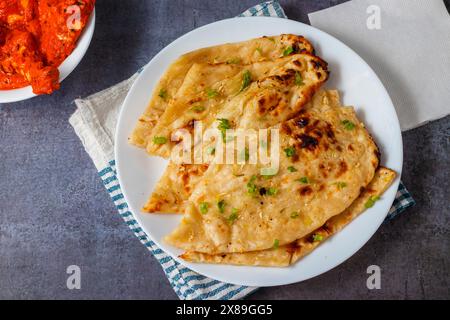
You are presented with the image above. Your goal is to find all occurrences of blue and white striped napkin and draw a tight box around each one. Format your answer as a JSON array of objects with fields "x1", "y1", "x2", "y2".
[{"x1": 69, "y1": 1, "x2": 415, "y2": 300}]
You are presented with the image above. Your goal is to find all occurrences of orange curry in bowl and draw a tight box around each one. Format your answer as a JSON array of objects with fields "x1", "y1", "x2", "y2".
[{"x1": 0, "y1": 0, "x2": 95, "y2": 94}]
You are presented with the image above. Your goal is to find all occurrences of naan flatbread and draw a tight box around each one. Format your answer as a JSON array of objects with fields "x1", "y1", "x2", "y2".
[
  {"x1": 133, "y1": 34, "x2": 389, "y2": 267},
  {"x1": 142, "y1": 162, "x2": 209, "y2": 213},
  {"x1": 165, "y1": 101, "x2": 380, "y2": 254},
  {"x1": 180, "y1": 167, "x2": 395, "y2": 266},
  {"x1": 129, "y1": 34, "x2": 315, "y2": 148},
  {"x1": 144, "y1": 90, "x2": 342, "y2": 214},
  {"x1": 147, "y1": 52, "x2": 329, "y2": 158}
]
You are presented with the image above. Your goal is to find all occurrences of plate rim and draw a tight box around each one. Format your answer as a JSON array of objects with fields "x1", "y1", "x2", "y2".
[
  {"x1": 115, "y1": 16, "x2": 403, "y2": 287},
  {"x1": 0, "y1": 8, "x2": 96, "y2": 104}
]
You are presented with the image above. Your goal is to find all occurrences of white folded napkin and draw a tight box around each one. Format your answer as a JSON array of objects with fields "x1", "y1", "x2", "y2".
[{"x1": 309, "y1": 0, "x2": 450, "y2": 131}]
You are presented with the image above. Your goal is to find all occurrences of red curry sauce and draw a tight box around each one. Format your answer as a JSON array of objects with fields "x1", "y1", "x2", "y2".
[{"x1": 0, "y1": 0, "x2": 95, "y2": 94}]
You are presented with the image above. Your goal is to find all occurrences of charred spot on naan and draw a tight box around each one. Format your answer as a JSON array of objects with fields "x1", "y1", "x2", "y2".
[
  {"x1": 278, "y1": 34, "x2": 315, "y2": 55},
  {"x1": 281, "y1": 115, "x2": 337, "y2": 156},
  {"x1": 143, "y1": 163, "x2": 209, "y2": 214},
  {"x1": 182, "y1": 119, "x2": 196, "y2": 133},
  {"x1": 298, "y1": 186, "x2": 313, "y2": 196},
  {"x1": 256, "y1": 55, "x2": 329, "y2": 118},
  {"x1": 179, "y1": 164, "x2": 209, "y2": 194},
  {"x1": 335, "y1": 160, "x2": 348, "y2": 178},
  {"x1": 257, "y1": 91, "x2": 284, "y2": 116},
  {"x1": 143, "y1": 196, "x2": 171, "y2": 213}
]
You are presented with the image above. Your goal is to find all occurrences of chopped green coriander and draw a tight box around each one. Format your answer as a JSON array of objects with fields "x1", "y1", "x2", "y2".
[
  {"x1": 273, "y1": 239, "x2": 280, "y2": 249},
  {"x1": 290, "y1": 211, "x2": 299, "y2": 219},
  {"x1": 297, "y1": 177, "x2": 309, "y2": 184},
  {"x1": 158, "y1": 89, "x2": 168, "y2": 100},
  {"x1": 206, "y1": 88, "x2": 219, "y2": 98},
  {"x1": 228, "y1": 211, "x2": 238, "y2": 223},
  {"x1": 239, "y1": 148, "x2": 250, "y2": 162},
  {"x1": 287, "y1": 166, "x2": 297, "y2": 172},
  {"x1": 267, "y1": 187, "x2": 278, "y2": 196},
  {"x1": 206, "y1": 146, "x2": 215, "y2": 155},
  {"x1": 217, "y1": 118, "x2": 232, "y2": 142},
  {"x1": 284, "y1": 147, "x2": 296, "y2": 157},
  {"x1": 312, "y1": 234, "x2": 323, "y2": 242},
  {"x1": 295, "y1": 71, "x2": 303, "y2": 86},
  {"x1": 342, "y1": 119, "x2": 356, "y2": 130},
  {"x1": 232, "y1": 208, "x2": 238, "y2": 214},
  {"x1": 335, "y1": 182, "x2": 347, "y2": 189},
  {"x1": 260, "y1": 139, "x2": 267, "y2": 149},
  {"x1": 364, "y1": 195, "x2": 380, "y2": 208},
  {"x1": 152, "y1": 136, "x2": 167, "y2": 145},
  {"x1": 217, "y1": 199, "x2": 226, "y2": 213},
  {"x1": 199, "y1": 202, "x2": 209, "y2": 214},
  {"x1": 247, "y1": 175, "x2": 258, "y2": 195},
  {"x1": 227, "y1": 57, "x2": 241, "y2": 64},
  {"x1": 283, "y1": 46, "x2": 294, "y2": 56},
  {"x1": 217, "y1": 118, "x2": 231, "y2": 130},
  {"x1": 190, "y1": 105, "x2": 205, "y2": 112},
  {"x1": 239, "y1": 70, "x2": 252, "y2": 93}
]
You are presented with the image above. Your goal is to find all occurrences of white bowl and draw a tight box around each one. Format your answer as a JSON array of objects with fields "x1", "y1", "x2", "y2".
[{"x1": 0, "y1": 9, "x2": 96, "y2": 103}]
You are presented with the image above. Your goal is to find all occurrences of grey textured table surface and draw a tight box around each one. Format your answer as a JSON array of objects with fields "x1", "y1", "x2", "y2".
[{"x1": 0, "y1": 0, "x2": 449, "y2": 300}]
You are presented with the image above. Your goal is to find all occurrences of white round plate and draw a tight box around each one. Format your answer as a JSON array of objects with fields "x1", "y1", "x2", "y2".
[
  {"x1": 115, "y1": 17, "x2": 403, "y2": 287},
  {"x1": 0, "y1": 9, "x2": 96, "y2": 103}
]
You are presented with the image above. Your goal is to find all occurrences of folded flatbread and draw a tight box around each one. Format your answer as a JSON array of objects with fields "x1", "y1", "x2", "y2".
[
  {"x1": 147, "y1": 52, "x2": 329, "y2": 158},
  {"x1": 165, "y1": 97, "x2": 380, "y2": 254},
  {"x1": 129, "y1": 34, "x2": 315, "y2": 149},
  {"x1": 144, "y1": 90, "x2": 343, "y2": 214},
  {"x1": 180, "y1": 167, "x2": 395, "y2": 266},
  {"x1": 132, "y1": 34, "x2": 390, "y2": 267}
]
